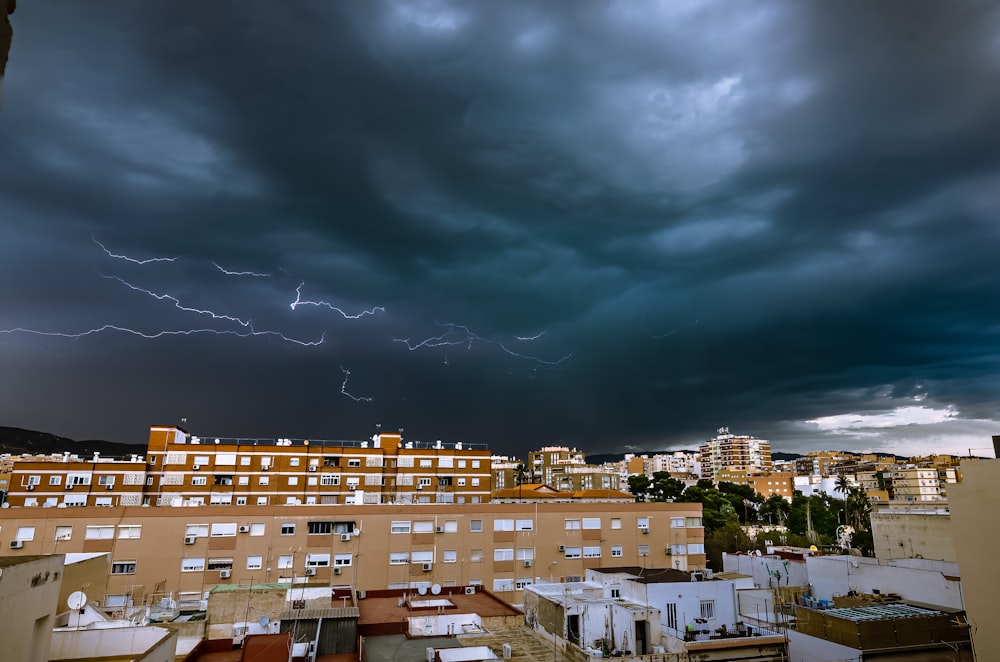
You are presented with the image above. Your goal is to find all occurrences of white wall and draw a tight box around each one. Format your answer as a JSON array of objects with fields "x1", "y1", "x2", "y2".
[
  {"x1": 409, "y1": 612, "x2": 482, "y2": 637},
  {"x1": 805, "y1": 555, "x2": 964, "y2": 609},
  {"x1": 49, "y1": 626, "x2": 176, "y2": 662},
  {"x1": 723, "y1": 553, "x2": 810, "y2": 588},
  {"x1": 785, "y1": 628, "x2": 857, "y2": 662}
]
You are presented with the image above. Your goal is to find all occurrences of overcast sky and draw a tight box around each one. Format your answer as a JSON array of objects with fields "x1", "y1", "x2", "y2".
[{"x1": 2, "y1": 1, "x2": 999, "y2": 457}]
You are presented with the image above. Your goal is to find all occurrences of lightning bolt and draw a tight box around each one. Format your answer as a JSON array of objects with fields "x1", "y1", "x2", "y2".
[
  {"x1": 213, "y1": 262, "x2": 271, "y2": 277},
  {"x1": 641, "y1": 315, "x2": 700, "y2": 340},
  {"x1": 99, "y1": 272, "x2": 254, "y2": 328},
  {"x1": 339, "y1": 367, "x2": 373, "y2": 402},
  {"x1": 290, "y1": 283, "x2": 385, "y2": 320},
  {"x1": 93, "y1": 237, "x2": 179, "y2": 264},
  {"x1": 515, "y1": 330, "x2": 547, "y2": 341},
  {"x1": 394, "y1": 322, "x2": 572, "y2": 367},
  {"x1": 0, "y1": 325, "x2": 326, "y2": 346}
]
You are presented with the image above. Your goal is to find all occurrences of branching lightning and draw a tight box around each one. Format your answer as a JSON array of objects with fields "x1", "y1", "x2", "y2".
[
  {"x1": 99, "y1": 272, "x2": 254, "y2": 328},
  {"x1": 0, "y1": 325, "x2": 326, "y2": 346},
  {"x1": 290, "y1": 283, "x2": 385, "y2": 320},
  {"x1": 93, "y1": 237, "x2": 179, "y2": 264},
  {"x1": 515, "y1": 330, "x2": 547, "y2": 341},
  {"x1": 394, "y1": 322, "x2": 572, "y2": 367},
  {"x1": 339, "y1": 367, "x2": 373, "y2": 402},
  {"x1": 641, "y1": 315, "x2": 700, "y2": 340},
  {"x1": 213, "y1": 262, "x2": 271, "y2": 277}
]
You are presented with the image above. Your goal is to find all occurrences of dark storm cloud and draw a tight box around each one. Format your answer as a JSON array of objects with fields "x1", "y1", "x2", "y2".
[{"x1": 2, "y1": 0, "x2": 1000, "y2": 456}]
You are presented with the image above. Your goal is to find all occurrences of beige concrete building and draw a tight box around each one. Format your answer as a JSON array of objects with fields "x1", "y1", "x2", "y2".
[
  {"x1": 0, "y1": 501, "x2": 705, "y2": 608},
  {"x1": 869, "y1": 503, "x2": 956, "y2": 562},
  {"x1": 0, "y1": 554, "x2": 66, "y2": 662},
  {"x1": 699, "y1": 428, "x2": 772, "y2": 481},
  {"x1": 949, "y1": 459, "x2": 1000, "y2": 661},
  {"x1": 528, "y1": 446, "x2": 621, "y2": 492},
  {"x1": 714, "y1": 469, "x2": 794, "y2": 500}
]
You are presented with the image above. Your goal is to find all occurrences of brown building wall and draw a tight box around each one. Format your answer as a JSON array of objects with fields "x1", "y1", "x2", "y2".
[{"x1": 0, "y1": 501, "x2": 705, "y2": 606}]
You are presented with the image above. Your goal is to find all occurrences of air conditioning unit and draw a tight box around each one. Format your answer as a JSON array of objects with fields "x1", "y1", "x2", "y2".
[
  {"x1": 435, "y1": 526, "x2": 444, "y2": 533},
  {"x1": 261, "y1": 465, "x2": 270, "y2": 471},
  {"x1": 238, "y1": 526, "x2": 250, "y2": 533},
  {"x1": 9, "y1": 540, "x2": 24, "y2": 549},
  {"x1": 415, "y1": 484, "x2": 423, "y2": 490},
  {"x1": 308, "y1": 466, "x2": 317, "y2": 472},
  {"x1": 665, "y1": 547, "x2": 672, "y2": 555},
  {"x1": 340, "y1": 533, "x2": 351, "y2": 542},
  {"x1": 464, "y1": 586, "x2": 476, "y2": 595},
  {"x1": 640, "y1": 526, "x2": 649, "y2": 534},
  {"x1": 305, "y1": 567, "x2": 317, "y2": 576},
  {"x1": 65, "y1": 484, "x2": 74, "y2": 490},
  {"x1": 358, "y1": 590, "x2": 367, "y2": 599},
  {"x1": 184, "y1": 536, "x2": 196, "y2": 545},
  {"x1": 558, "y1": 545, "x2": 565, "y2": 552},
  {"x1": 333, "y1": 567, "x2": 342, "y2": 575},
  {"x1": 106, "y1": 484, "x2": 114, "y2": 490},
  {"x1": 422, "y1": 562, "x2": 433, "y2": 572},
  {"x1": 219, "y1": 570, "x2": 231, "y2": 579},
  {"x1": 192, "y1": 465, "x2": 200, "y2": 471},
  {"x1": 524, "y1": 560, "x2": 533, "y2": 568},
  {"x1": 25, "y1": 485, "x2": 33, "y2": 491}
]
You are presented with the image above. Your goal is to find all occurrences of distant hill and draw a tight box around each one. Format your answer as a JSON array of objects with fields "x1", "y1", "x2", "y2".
[
  {"x1": 0, "y1": 427, "x2": 140, "y2": 458},
  {"x1": 586, "y1": 450, "x2": 804, "y2": 465}
]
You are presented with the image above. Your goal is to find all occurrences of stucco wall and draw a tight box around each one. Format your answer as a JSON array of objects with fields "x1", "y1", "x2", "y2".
[
  {"x1": 870, "y1": 511, "x2": 956, "y2": 562},
  {"x1": 805, "y1": 555, "x2": 964, "y2": 609},
  {"x1": 0, "y1": 555, "x2": 64, "y2": 662}
]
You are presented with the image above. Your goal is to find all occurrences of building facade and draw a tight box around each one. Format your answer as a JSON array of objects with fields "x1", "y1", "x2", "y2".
[
  {"x1": 699, "y1": 429, "x2": 773, "y2": 481},
  {"x1": 0, "y1": 501, "x2": 706, "y2": 608}
]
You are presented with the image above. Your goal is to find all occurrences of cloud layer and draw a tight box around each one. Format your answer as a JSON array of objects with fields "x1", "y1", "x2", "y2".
[{"x1": 1, "y1": 1, "x2": 999, "y2": 456}]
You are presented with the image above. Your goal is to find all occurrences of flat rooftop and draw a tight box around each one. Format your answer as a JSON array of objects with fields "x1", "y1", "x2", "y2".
[
  {"x1": 357, "y1": 588, "x2": 520, "y2": 626},
  {"x1": 819, "y1": 603, "x2": 946, "y2": 622}
]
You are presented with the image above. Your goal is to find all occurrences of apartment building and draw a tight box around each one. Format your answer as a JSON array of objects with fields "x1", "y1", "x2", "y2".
[
  {"x1": 0, "y1": 501, "x2": 706, "y2": 608},
  {"x1": 793, "y1": 451, "x2": 855, "y2": 477},
  {"x1": 699, "y1": 428, "x2": 772, "y2": 481},
  {"x1": 490, "y1": 455, "x2": 525, "y2": 492},
  {"x1": 714, "y1": 469, "x2": 794, "y2": 500},
  {"x1": 528, "y1": 446, "x2": 621, "y2": 492},
  {"x1": 4, "y1": 426, "x2": 493, "y2": 508}
]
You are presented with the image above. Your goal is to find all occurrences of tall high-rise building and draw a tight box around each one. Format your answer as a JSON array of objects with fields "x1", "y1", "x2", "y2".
[{"x1": 699, "y1": 428, "x2": 772, "y2": 480}]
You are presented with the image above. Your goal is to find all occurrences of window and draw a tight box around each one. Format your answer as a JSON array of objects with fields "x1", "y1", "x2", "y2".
[
  {"x1": 637, "y1": 517, "x2": 649, "y2": 529},
  {"x1": 583, "y1": 546, "x2": 602, "y2": 558},
  {"x1": 470, "y1": 549, "x2": 483, "y2": 562},
  {"x1": 494, "y1": 548, "x2": 514, "y2": 561},
  {"x1": 185, "y1": 524, "x2": 209, "y2": 538},
  {"x1": 249, "y1": 523, "x2": 265, "y2": 536},
  {"x1": 260, "y1": 456, "x2": 272, "y2": 468},
  {"x1": 49, "y1": 475, "x2": 61, "y2": 486},
  {"x1": 457, "y1": 478, "x2": 466, "y2": 486},
  {"x1": 308, "y1": 521, "x2": 334, "y2": 535},
  {"x1": 256, "y1": 496, "x2": 268, "y2": 505},
  {"x1": 418, "y1": 477, "x2": 432, "y2": 487},
  {"x1": 207, "y1": 558, "x2": 233, "y2": 571},
  {"x1": 192, "y1": 476, "x2": 208, "y2": 486},
  {"x1": 670, "y1": 517, "x2": 685, "y2": 528},
  {"x1": 471, "y1": 478, "x2": 480, "y2": 486},
  {"x1": 237, "y1": 476, "x2": 249, "y2": 486},
  {"x1": 700, "y1": 600, "x2": 715, "y2": 620},
  {"x1": 582, "y1": 518, "x2": 601, "y2": 530},
  {"x1": 280, "y1": 522, "x2": 295, "y2": 535},
  {"x1": 240, "y1": 456, "x2": 251, "y2": 465},
  {"x1": 98, "y1": 475, "x2": 115, "y2": 486},
  {"x1": 472, "y1": 460, "x2": 480, "y2": 469},
  {"x1": 111, "y1": 560, "x2": 136, "y2": 575},
  {"x1": 411, "y1": 550, "x2": 433, "y2": 564},
  {"x1": 117, "y1": 525, "x2": 142, "y2": 539},
  {"x1": 458, "y1": 460, "x2": 467, "y2": 468},
  {"x1": 67, "y1": 474, "x2": 91, "y2": 486},
  {"x1": 516, "y1": 578, "x2": 533, "y2": 590},
  {"x1": 320, "y1": 474, "x2": 340, "y2": 486},
  {"x1": 258, "y1": 476, "x2": 269, "y2": 486},
  {"x1": 211, "y1": 523, "x2": 237, "y2": 537},
  {"x1": 444, "y1": 550, "x2": 457, "y2": 563},
  {"x1": 564, "y1": 546, "x2": 582, "y2": 559},
  {"x1": 420, "y1": 459, "x2": 433, "y2": 468},
  {"x1": 85, "y1": 526, "x2": 114, "y2": 540},
  {"x1": 289, "y1": 457, "x2": 300, "y2": 466},
  {"x1": 494, "y1": 519, "x2": 514, "y2": 532},
  {"x1": 347, "y1": 459, "x2": 361, "y2": 468},
  {"x1": 515, "y1": 519, "x2": 533, "y2": 531},
  {"x1": 287, "y1": 476, "x2": 298, "y2": 486},
  {"x1": 493, "y1": 578, "x2": 515, "y2": 592},
  {"x1": 278, "y1": 555, "x2": 293, "y2": 569},
  {"x1": 305, "y1": 553, "x2": 330, "y2": 567},
  {"x1": 54, "y1": 526, "x2": 72, "y2": 541},
  {"x1": 686, "y1": 517, "x2": 703, "y2": 528},
  {"x1": 638, "y1": 544, "x2": 649, "y2": 557},
  {"x1": 390, "y1": 552, "x2": 409, "y2": 565},
  {"x1": 439, "y1": 456, "x2": 453, "y2": 468},
  {"x1": 413, "y1": 520, "x2": 434, "y2": 534},
  {"x1": 670, "y1": 544, "x2": 687, "y2": 555},
  {"x1": 687, "y1": 543, "x2": 705, "y2": 554},
  {"x1": 470, "y1": 520, "x2": 483, "y2": 533},
  {"x1": 611, "y1": 518, "x2": 622, "y2": 529},
  {"x1": 334, "y1": 554, "x2": 352, "y2": 567},
  {"x1": 181, "y1": 558, "x2": 205, "y2": 572},
  {"x1": 666, "y1": 603, "x2": 678, "y2": 631},
  {"x1": 444, "y1": 520, "x2": 458, "y2": 533},
  {"x1": 236, "y1": 497, "x2": 247, "y2": 505},
  {"x1": 247, "y1": 556, "x2": 263, "y2": 570},
  {"x1": 565, "y1": 519, "x2": 581, "y2": 530},
  {"x1": 15, "y1": 526, "x2": 35, "y2": 541},
  {"x1": 516, "y1": 548, "x2": 534, "y2": 561},
  {"x1": 391, "y1": 521, "x2": 411, "y2": 534}
]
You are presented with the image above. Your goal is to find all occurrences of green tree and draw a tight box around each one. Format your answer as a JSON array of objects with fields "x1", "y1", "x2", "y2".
[
  {"x1": 649, "y1": 471, "x2": 686, "y2": 502},
  {"x1": 758, "y1": 494, "x2": 791, "y2": 526},
  {"x1": 627, "y1": 474, "x2": 651, "y2": 502},
  {"x1": 705, "y1": 522, "x2": 754, "y2": 570}
]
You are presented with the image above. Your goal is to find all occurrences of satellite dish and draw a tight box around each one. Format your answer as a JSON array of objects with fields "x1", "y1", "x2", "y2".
[
  {"x1": 258, "y1": 615, "x2": 270, "y2": 628},
  {"x1": 67, "y1": 591, "x2": 88, "y2": 610},
  {"x1": 431, "y1": 584, "x2": 441, "y2": 595},
  {"x1": 417, "y1": 585, "x2": 428, "y2": 596}
]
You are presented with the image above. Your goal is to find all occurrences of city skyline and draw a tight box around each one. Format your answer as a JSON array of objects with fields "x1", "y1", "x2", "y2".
[{"x1": 2, "y1": 2, "x2": 1000, "y2": 456}]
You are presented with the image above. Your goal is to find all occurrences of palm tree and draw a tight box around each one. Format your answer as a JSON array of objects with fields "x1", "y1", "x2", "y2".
[{"x1": 834, "y1": 475, "x2": 852, "y2": 496}]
